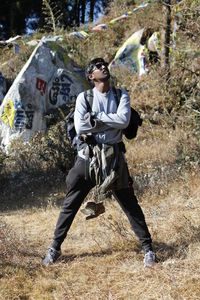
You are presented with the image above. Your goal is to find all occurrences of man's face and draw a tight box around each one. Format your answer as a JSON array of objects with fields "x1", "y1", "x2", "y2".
[{"x1": 88, "y1": 61, "x2": 110, "y2": 82}]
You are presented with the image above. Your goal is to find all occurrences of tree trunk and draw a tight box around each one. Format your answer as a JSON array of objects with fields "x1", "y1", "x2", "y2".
[
  {"x1": 89, "y1": 0, "x2": 96, "y2": 22},
  {"x1": 74, "y1": 0, "x2": 80, "y2": 27},
  {"x1": 80, "y1": 0, "x2": 86, "y2": 24},
  {"x1": 9, "y1": 2, "x2": 15, "y2": 37},
  {"x1": 160, "y1": 0, "x2": 171, "y2": 74}
]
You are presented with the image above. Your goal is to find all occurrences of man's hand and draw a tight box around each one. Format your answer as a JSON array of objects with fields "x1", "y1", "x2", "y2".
[
  {"x1": 79, "y1": 134, "x2": 96, "y2": 145},
  {"x1": 84, "y1": 112, "x2": 96, "y2": 127}
]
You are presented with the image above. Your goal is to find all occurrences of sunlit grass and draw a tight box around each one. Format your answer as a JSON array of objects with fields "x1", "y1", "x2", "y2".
[
  {"x1": 0, "y1": 172, "x2": 200, "y2": 299},
  {"x1": 0, "y1": 0, "x2": 200, "y2": 299}
]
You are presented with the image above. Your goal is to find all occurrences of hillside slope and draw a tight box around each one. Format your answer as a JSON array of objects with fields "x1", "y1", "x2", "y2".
[{"x1": 0, "y1": 0, "x2": 199, "y2": 299}]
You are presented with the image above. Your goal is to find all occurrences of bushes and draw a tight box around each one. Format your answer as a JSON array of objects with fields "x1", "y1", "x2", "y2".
[{"x1": 1, "y1": 110, "x2": 75, "y2": 179}]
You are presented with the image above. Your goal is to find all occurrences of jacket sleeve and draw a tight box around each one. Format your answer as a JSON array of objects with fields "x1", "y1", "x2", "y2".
[
  {"x1": 96, "y1": 89, "x2": 131, "y2": 129},
  {"x1": 74, "y1": 92, "x2": 109, "y2": 135}
]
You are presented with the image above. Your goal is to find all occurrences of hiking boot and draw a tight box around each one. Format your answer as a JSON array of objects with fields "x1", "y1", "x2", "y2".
[
  {"x1": 144, "y1": 251, "x2": 157, "y2": 268},
  {"x1": 80, "y1": 201, "x2": 105, "y2": 220},
  {"x1": 42, "y1": 247, "x2": 61, "y2": 265}
]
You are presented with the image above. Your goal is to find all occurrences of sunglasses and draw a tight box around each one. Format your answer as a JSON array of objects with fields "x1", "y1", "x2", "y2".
[{"x1": 90, "y1": 62, "x2": 108, "y2": 73}]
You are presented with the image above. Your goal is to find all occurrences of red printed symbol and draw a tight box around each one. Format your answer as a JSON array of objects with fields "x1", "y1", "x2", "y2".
[{"x1": 36, "y1": 78, "x2": 47, "y2": 96}]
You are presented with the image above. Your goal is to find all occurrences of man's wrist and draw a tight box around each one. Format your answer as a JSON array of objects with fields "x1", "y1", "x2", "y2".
[{"x1": 90, "y1": 111, "x2": 96, "y2": 118}]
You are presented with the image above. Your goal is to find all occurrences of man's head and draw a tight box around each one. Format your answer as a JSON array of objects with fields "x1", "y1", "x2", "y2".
[{"x1": 85, "y1": 58, "x2": 110, "y2": 82}]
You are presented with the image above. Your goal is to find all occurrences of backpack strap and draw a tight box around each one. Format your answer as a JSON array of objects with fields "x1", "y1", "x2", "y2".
[
  {"x1": 84, "y1": 89, "x2": 94, "y2": 112},
  {"x1": 84, "y1": 87, "x2": 121, "y2": 112},
  {"x1": 112, "y1": 86, "x2": 122, "y2": 107}
]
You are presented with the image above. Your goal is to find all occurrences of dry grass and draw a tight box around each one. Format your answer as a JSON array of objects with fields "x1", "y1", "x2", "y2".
[
  {"x1": 0, "y1": 171, "x2": 200, "y2": 300},
  {"x1": 0, "y1": 0, "x2": 199, "y2": 299},
  {"x1": 0, "y1": 38, "x2": 34, "y2": 85}
]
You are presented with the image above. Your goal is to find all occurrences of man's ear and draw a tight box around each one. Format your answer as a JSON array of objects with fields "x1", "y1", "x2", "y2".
[{"x1": 88, "y1": 73, "x2": 94, "y2": 81}]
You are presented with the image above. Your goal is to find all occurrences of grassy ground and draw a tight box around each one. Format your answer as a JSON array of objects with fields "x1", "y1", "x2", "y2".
[
  {"x1": 0, "y1": 0, "x2": 199, "y2": 299},
  {"x1": 0, "y1": 168, "x2": 200, "y2": 300}
]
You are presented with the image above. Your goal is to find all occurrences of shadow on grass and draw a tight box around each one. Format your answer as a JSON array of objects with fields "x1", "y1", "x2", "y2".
[
  {"x1": 0, "y1": 248, "x2": 117, "y2": 271},
  {"x1": 154, "y1": 226, "x2": 200, "y2": 262},
  {"x1": 53, "y1": 224, "x2": 200, "y2": 265},
  {"x1": 0, "y1": 169, "x2": 67, "y2": 213},
  {"x1": 50, "y1": 226, "x2": 200, "y2": 266},
  {"x1": 1, "y1": 225, "x2": 200, "y2": 271},
  {"x1": 0, "y1": 154, "x2": 183, "y2": 214},
  {"x1": 60, "y1": 248, "x2": 113, "y2": 264},
  {"x1": 1, "y1": 155, "x2": 190, "y2": 214}
]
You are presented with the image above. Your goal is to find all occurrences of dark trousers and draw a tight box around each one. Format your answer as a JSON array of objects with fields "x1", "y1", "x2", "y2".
[{"x1": 52, "y1": 157, "x2": 152, "y2": 252}]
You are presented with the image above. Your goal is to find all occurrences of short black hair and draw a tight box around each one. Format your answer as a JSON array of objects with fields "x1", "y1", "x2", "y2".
[{"x1": 85, "y1": 58, "x2": 107, "y2": 81}]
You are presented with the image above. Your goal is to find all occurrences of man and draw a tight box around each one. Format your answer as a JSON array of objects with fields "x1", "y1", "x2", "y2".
[{"x1": 43, "y1": 58, "x2": 156, "y2": 267}]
